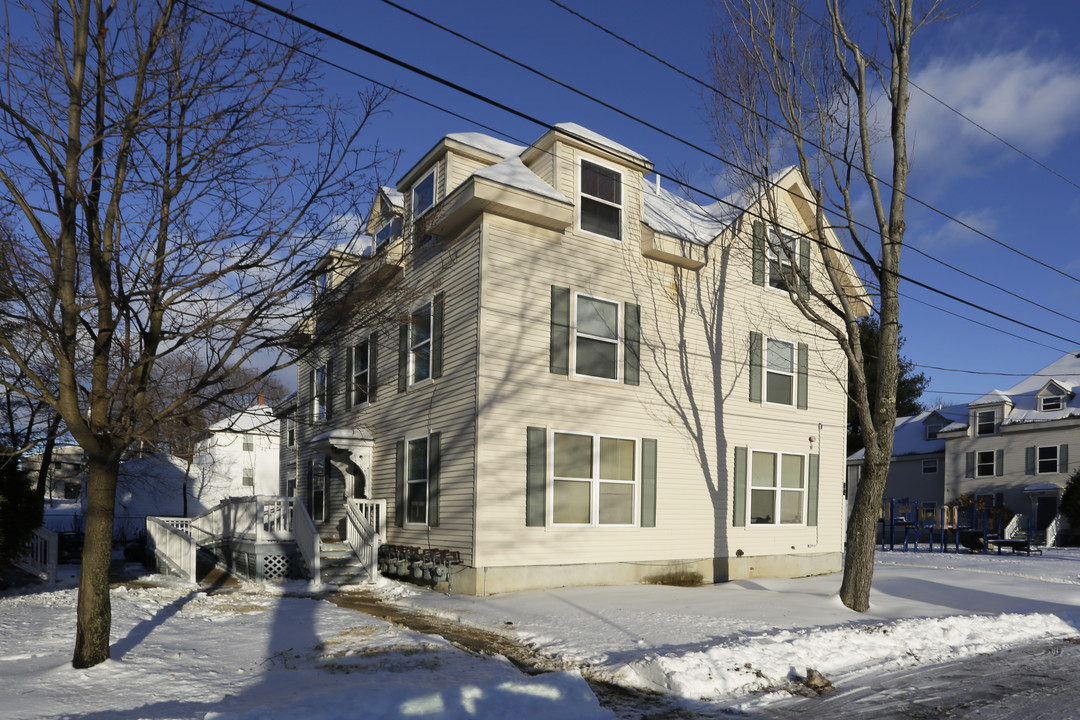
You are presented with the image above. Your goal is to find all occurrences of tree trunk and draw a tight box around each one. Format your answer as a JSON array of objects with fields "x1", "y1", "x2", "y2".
[
  {"x1": 839, "y1": 455, "x2": 889, "y2": 610},
  {"x1": 34, "y1": 413, "x2": 64, "y2": 499},
  {"x1": 73, "y1": 456, "x2": 119, "y2": 668}
]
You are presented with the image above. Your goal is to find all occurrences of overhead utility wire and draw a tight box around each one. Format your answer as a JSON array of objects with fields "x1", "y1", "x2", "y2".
[
  {"x1": 545, "y1": 0, "x2": 1080, "y2": 288},
  {"x1": 240, "y1": 0, "x2": 1080, "y2": 349},
  {"x1": 901, "y1": 293, "x2": 1069, "y2": 354},
  {"x1": 378, "y1": 0, "x2": 1080, "y2": 329}
]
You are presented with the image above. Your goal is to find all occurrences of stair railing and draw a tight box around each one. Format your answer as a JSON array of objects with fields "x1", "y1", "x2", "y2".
[
  {"x1": 1046, "y1": 513, "x2": 1062, "y2": 548},
  {"x1": 145, "y1": 516, "x2": 197, "y2": 580},
  {"x1": 292, "y1": 499, "x2": 320, "y2": 585},
  {"x1": 16, "y1": 527, "x2": 58, "y2": 584},
  {"x1": 345, "y1": 498, "x2": 385, "y2": 582}
]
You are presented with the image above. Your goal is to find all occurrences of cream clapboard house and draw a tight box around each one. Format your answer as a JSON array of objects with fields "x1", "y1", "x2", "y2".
[{"x1": 282, "y1": 123, "x2": 867, "y2": 596}]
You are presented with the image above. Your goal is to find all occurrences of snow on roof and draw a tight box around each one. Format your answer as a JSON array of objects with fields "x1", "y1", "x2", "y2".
[
  {"x1": 969, "y1": 389, "x2": 1012, "y2": 406},
  {"x1": 641, "y1": 178, "x2": 726, "y2": 245},
  {"x1": 380, "y1": 186, "x2": 404, "y2": 209},
  {"x1": 473, "y1": 156, "x2": 569, "y2": 203},
  {"x1": 847, "y1": 407, "x2": 966, "y2": 462},
  {"x1": 1004, "y1": 351, "x2": 1080, "y2": 395},
  {"x1": 445, "y1": 132, "x2": 526, "y2": 160},
  {"x1": 700, "y1": 166, "x2": 799, "y2": 225},
  {"x1": 207, "y1": 403, "x2": 278, "y2": 434},
  {"x1": 554, "y1": 122, "x2": 649, "y2": 163},
  {"x1": 334, "y1": 235, "x2": 372, "y2": 257}
]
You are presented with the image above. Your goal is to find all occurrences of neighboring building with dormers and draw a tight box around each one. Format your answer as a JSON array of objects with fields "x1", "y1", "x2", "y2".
[{"x1": 286, "y1": 123, "x2": 868, "y2": 595}]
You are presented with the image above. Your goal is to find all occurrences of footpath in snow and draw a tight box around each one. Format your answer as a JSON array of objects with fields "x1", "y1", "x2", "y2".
[{"x1": 2, "y1": 548, "x2": 1079, "y2": 719}]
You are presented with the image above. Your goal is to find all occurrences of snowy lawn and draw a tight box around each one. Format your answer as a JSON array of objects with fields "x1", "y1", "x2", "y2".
[{"x1": 2, "y1": 548, "x2": 1080, "y2": 719}]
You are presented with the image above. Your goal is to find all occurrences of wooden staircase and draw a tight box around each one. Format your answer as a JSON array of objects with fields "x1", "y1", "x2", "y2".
[{"x1": 318, "y1": 540, "x2": 371, "y2": 585}]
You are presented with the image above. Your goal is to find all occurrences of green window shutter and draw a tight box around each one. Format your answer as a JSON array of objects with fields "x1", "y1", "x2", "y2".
[
  {"x1": 624, "y1": 302, "x2": 640, "y2": 386},
  {"x1": 427, "y1": 432, "x2": 441, "y2": 527},
  {"x1": 749, "y1": 332, "x2": 762, "y2": 403},
  {"x1": 641, "y1": 438, "x2": 657, "y2": 527},
  {"x1": 752, "y1": 221, "x2": 765, "y2": 286},
  {"x1": 995, "y1": 449, "x2": 1004, "y2": 477},
  {"x1": 807, "y1": 454, "x2": 820, "y2": 526},
  {"x1": 325, "y1": 358, "x2": 334, "y2": 421},
  {"x1": 526, "y1": 427, "x2": 547, "y2": 527},
  {"x1": 797, "y1": 342, "x2": 809, "y2": 410},
  {"x1": 733, "y1": 446, "x2": 748, "y2": 526},
  {"x1": 397, "y1": 324, "x2": 408, "y2": 393},
  {"x1": 798, "y1": 237, "x2": 810, "y2": 300},
  {"x1": 1025, "y1": 446, "x2": 1035, "y2": 475},
  {"x1": 550, "y1": 286, "x2": 570, "y2": 375},
  {"x1": 965, "y1": 452, "x2": 974, "y2": 478},
  {"x1": 1060, "y1": 444, "x2": 1069, "y2": 474},
  {"x1": 369, "y1": 332, "x2": 378, "y2": 403},
  {"x1": 344, "y1": 347, "x2": 353, "y2": 410},
  {"x1": 394, "y1": 439, "x2": 405, "y2": 527},
  {"x1": 432, "y1": 292, "x2": 445, "y2": 379}
]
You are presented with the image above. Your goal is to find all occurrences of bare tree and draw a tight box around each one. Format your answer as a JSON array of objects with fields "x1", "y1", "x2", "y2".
[
  {"x1": 0, "y1": 0, "x2": 393, "y2": 667},
  {"x1": 706, "y1": 0, "x2": 942, "y2": 610}
]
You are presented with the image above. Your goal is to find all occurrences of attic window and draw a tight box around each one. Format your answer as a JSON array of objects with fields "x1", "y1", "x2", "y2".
[
  {"x1": 374, "y1": 217, "x2": 401, "y2": 251},
  {"x1": 975, "y1": 410, "x2": 996, "y2": 436},
  {"x1": 925, "y1": 422, "x2": 943, "y2": 441},
  {"x1": 1040, "y1": 395, "x2": 1064, "y2": 411},
  {"x1": 412, "y1": 167, "x2": 436, "y2": 219},
  {"x1": 766, "y1": 228, "x2": 796, "y2": 292},
  {"x1": 579, "y1": 159, "x2": 622, "y2": 241}
]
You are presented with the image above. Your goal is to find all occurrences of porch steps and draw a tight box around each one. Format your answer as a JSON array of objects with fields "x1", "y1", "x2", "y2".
[{"x1": 318, "y1": 540, "x2": 370, "y2": 585}]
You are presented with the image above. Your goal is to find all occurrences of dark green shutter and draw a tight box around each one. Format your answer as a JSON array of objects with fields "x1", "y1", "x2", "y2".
[
  {"x1": 965, "y1": 452, "x2": 974, "y2": 478},
  {"x1": 395, "y1": 439, "x2": 405, "y2": 527},
  {"x1": 432, "y1": 292, "x2": 444, "y2": 379},
  {"x1": 1061, "y1": 444, "x2": 1069, "y2": 474},
  {"x1": 733, "y1": 446, "x2": 747, "y2": 526},
  {"x1": 345, "y1": 346, "x2": 353, "y2": 409},
  {"x1": 752, "y1": 221, "x2": 765, "y2": 286},
  {"x1": 641, "y1": 438, "x2": 657, "y2": 527},
  {"x1": 995, "y1": 449, "x2": 1004, "y2": 477},
  {"x1": 428, "y1": 432, "x2": 441, "y2": 527},
  {"x1": 550, "y1": 286, "x2": 570, "y2": 375},
  {"x1": 526, "y1": 427, "x2": 546, "y2": 526},
  {"x1": 624, "y1": 302, "x2": 640, "y2": 386},
  {"x1": 368, "y1": 332, "x2": 378, "y2": 403},
  {"x1": 798, "y1": 237, "x2": 810, "y2": 300},
  {"x1": 1025, "y1": 446, "x2": 1035, "y2": 475},
  {"x1": 749, "y1": 332, "x2": 762, "y2": 403},
  {"x1": 397, "y1": 324, "x2": 408, "y2": 393},
  {"x1": 807, "y1": 454, "x2": 819, "y2": 526},
  {"x1": 797, "y1": 342, "x2": 809, "y2": 409}
]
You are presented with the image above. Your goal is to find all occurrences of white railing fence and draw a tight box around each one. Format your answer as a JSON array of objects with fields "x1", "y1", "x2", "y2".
[
  {"x1": 16, "y1": 527, "x2": 58, "y2": 584},
  {"x1": 1004, "y1": 513, "x2": 1024, "y2": 539},
  {"x1": 1046, "y1": 514, "x2": 1063, "y2": 547},
  {"x1": 345, "y1": 498, "x2": 386, "y2": 582},
  {"x1": 190, "y1": 496, "x2": 295, "y2": 545},
  {"x1": 145, "y1": 516, "x2": 198, "y2": 580},
  {"x1": 292, "y1": 500, "x2": 320, "y2": 585}
]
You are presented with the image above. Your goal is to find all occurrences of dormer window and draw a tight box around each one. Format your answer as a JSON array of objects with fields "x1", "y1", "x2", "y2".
[
  {"x1": 412, "y1": 166, "x2": 437, "y2": 219},
  {"x1": 313, "y1": 271, "x2": 327, "y2": 302},
  {"x1": 1040, "y1": 395, "x2": 1064, "y2": 411},
  {"x1": 374, "y1": 217, "x2": 401, "y2": 251},
  {"x1": 975, "y1": 409, "x2": 996, "y2": 436},
  {"x1": 925, "y1": 422, "x2": 943, "y2": 441},
  {"x1": 579, "y1": 159, "x2": 622, "y2": 241}
]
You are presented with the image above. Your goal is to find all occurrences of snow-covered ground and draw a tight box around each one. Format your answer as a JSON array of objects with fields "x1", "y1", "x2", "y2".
[{"x1": 3, "y1": 548, "x2": 1080, "y2": 719}]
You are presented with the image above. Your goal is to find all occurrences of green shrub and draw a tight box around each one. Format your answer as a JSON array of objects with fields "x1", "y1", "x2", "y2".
[
  {"x1": 0, "y1": 460, "x2": 43, "y2": 564},
  {"x1": 1060, "y1": 468, "x2": 1080, "y2": 529}
]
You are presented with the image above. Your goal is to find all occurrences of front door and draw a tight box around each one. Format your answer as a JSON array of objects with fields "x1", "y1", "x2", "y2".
[{"x1": 1036, "y1": 496, "x2": 1058, "y2": 531}]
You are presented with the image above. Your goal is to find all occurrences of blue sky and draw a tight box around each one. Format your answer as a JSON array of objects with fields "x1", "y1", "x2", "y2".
[{"x1": 268, "y1": 0, "x2": 1080, "y2": 405}]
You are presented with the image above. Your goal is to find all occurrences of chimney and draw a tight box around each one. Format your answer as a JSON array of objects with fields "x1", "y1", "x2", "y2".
[{"x1": 257, "y1": 394, "x2": 266, "y2": 406}]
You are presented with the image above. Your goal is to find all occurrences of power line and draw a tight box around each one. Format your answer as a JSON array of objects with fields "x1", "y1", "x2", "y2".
[{"x1": 237, "y1": 0, "x2": 1080, "y2": 350}]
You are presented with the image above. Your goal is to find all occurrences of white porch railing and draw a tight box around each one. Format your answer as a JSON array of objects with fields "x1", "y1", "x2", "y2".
[
  {"x1": 190, "y1": 496, "x2": 295, "y2": 545},
  {"x1": 345, "y1": 498, "x2": 386, "y2": 582},
  {"x1": 1047, "y1": 513, "x2": 1063, "y2": 547},
  {"x1": 1004, "y1": 513, "x2": 1024, "y2": 539},
  {"x1": 16, "y1": 527, "x2": 58, "y2": 584},
  {"x1": 292, "y1": 500, "x2": 320, "y2": 585},
  {"x1": 146, "y1": 516, "x2": 198, "y2": 580}
]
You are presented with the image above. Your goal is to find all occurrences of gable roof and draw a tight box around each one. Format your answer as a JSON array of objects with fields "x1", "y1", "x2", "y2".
[{"x1": 206, "y1": 404, "x2": 278, "y2": 435}]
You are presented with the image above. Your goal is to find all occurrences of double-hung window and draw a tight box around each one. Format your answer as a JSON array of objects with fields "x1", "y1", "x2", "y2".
[
  {"x1": 312, "y1": 364, "x2": 328, "y2": 422},
  {"x1": 765, "y1": 338, "x2": 795, "y2": 405},
  {"x1": 410, "y1": 304, "x2": 432, "y2": 384},
  {"x1": 922, "y1": 459, "x2": 938, "y2": 474},
  {"x1": 749, "y1": 451, "x2": 805, "y2": 525},
  {"x1": 552, "y1": 432, "x2": 636, "y2": 526},
  {"x1": 574, "y1": 294, "x2": 620, "y2": 380},
  {"x1": 976, "y1": 410, "x2": 996, "y2": 436},
  {"x1": 242, "y1": 467, "x2": 254, "y2": 487},
  {"x1": 975, "y1": 450, "x2": 996, "y2": 477},
  {"x1": 406, "y1": 436, "x2": 429, "y2": 525},
  {"x1": 351, "y1": 339, "x2": 371, "y2": 406},
  {"x1": 242, "y1": 436, "x2": 254, "y2": 452},
  {"x1": 412, "y1": 167, "x2": 436, "y2": 219},
  {"x1": 767, "y1": 228, "x2": 796, "y2": 291},
  {"x1": 1037, "y1": 445, "x2": 1059, "y2": 474},
  {"x1": 310, "y1": 457, "x2": 326, "y2": 522},
  {"x1": 286, "y1": 415, "x2": 295, "y2": 447},
  {"x1": 374, "y1": 217, "x2": 401, "y2": 251},
  {"x1": 925, "y1": 423, "x2": 943, "y2": 441},
  {"x1": 579, "y1": 159, "x2": 622, "y2": 240},
  {"x1": 1040, "y1": 395, "x2": 1063, "y2": 411}
]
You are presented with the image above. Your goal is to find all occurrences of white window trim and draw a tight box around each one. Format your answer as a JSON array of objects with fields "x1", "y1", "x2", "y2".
[
  {"x1": 351, "y1": 338, "x2": 372, "y2": 407},
  {"x1": 312, "y1": 364, "x2": 328, "y2": 422},
  {"x1": 571, "y1": 291, "x2": 622, "y2": 383},
  {"x1": 1040, "y1": 395, "x2": 1064, "y2": 412},
  {"x1": 373, "y1": 216, "x2": 400, "y2": 251},
  {"x1": 975, "y1": 409, "x2": 996, "y2": 436},
  {"x1": 747, "y1": 449, "x2": 807, "y2": 527},
  {"x1": 925, "y1": 423, "x2": 943, "y2": 441},
  {"x1": 576, "y1": 156, "x2": 624, "y2": 242},
  {"x1": 763, "y1": 336, "x2": 797, "y2": 407},
  {"x1": 310, "y1": 457, "x2": 326, "y2": 523},
  {"x1": 242, "y1": 467, "x2": 255, "y2": 487},
  {"x1": 975, "y1": 449, "x2": 996, "y2": 478},
  {"x1": 765, "y1": 227, "x2": 796, "y2": 293},
  {"x1": 922, "y1": 459, "x2": 938, "y2": 475},
  {"x1": 409, "y1": 301, "x2": 433, "y2": 387},
  {"x1": 412, "y1": 166, "x2": 437, "y2": 220},
  {"x1": 404, "y1": 434, "x2": 430, "y2": 527},
  {"x1": 286, "y1": 415, "x2": 295, "y2": 448},
  {"x1": 1037, "y1": 445, "x2": 1059, "y2": 475},
  {"x1": 548, "y1": 430, "x2": 638, "y2": 527}
]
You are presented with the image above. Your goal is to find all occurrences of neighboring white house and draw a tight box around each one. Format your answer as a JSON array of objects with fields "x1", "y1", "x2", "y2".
[
  {"x1": 188, "y1": 401, "x2": 280, "y2": 515},
  {"x1": 284, "y1": 122, "x2": 869, "y2": 596},
  {"x1": 80, "y1": 452, "x2": 188, "y2": 540},
  {"x1": 848, "y1": 351, "x2": 1080, "y2": 539}
]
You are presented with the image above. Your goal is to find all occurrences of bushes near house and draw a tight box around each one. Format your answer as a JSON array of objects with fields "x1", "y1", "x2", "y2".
[
  {"x1": 0, "y1": 459, "x2": 43, "y2": 565},
  {"x1": 1059, "y1": 469, "x2": 1080, "y2": 542}
]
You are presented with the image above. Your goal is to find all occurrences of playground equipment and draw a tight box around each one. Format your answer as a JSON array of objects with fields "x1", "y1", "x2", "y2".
[{"x1": 878, "y1": 498, "x2": 1040, "y2": 555}]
